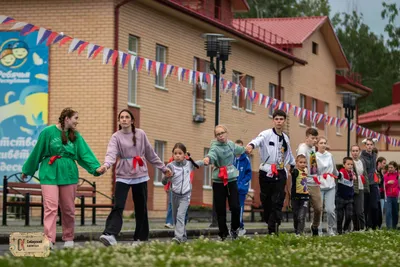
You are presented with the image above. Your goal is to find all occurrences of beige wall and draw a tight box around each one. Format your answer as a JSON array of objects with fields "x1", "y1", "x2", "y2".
[{"x1": 1, "y1": 0, "x2": 115, "y2": 206}]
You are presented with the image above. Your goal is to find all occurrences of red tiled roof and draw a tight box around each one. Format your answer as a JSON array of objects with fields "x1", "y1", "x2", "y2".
[
  {"x1": 232, "y1": 16, "x2": 327, "y2": 45},
  {"x1": 358, "y1": 103, "x2": 400, "y2": 124}
]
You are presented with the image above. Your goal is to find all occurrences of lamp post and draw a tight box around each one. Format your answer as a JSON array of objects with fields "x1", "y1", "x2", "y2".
[
  {"x1": 203, "y1": 33, "x2": 234, "y2": 227},
  {"x1": 343, "y1": 93, "x2": 357, "y2": 157}
]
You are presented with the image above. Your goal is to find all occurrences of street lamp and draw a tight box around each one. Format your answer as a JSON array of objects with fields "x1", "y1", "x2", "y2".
[
  {"x1": 203, "y1": 33, "x2": 234, "y2": 227},
  {"x1": 202, "y1": 33, "x2": 234, "y2": 126},
  {"x1": 342, "y1": 92, "x2": 357, "y2": 157}
]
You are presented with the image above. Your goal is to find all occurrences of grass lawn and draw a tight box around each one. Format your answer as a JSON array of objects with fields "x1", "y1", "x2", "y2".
[{"x1": 1, "y1": 230, "x2": 399, "y2": 267}]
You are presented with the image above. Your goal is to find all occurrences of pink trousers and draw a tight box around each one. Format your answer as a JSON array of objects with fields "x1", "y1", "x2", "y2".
[{"x1": 41, "y1": 184, "x2": 77, "y2": 243}]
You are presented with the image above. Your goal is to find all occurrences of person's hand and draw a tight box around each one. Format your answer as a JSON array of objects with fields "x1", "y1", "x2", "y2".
[
  {"x1": 96, "y1": 165, "x2": 107, "y2": 174},
  {"x1": 388, "y1": 180, "x2": 394, "y2": 184},
  {"x1": 245, "y1": 145, "x2": 253, "y2": 154},
  {"x1": 21, "y1": 173, "x2": 27, "y2": 181},
  {"x1": 165, "y1": 168, "x2": 172, "y2": 178},
  {"x1": 203, "y1": 157, "x2": 210, "y2": 165}
]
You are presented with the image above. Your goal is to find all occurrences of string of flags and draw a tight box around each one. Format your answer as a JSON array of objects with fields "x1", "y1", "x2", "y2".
[{"x1": 1, "y1": 15, "x2": 399, "y2": 147}]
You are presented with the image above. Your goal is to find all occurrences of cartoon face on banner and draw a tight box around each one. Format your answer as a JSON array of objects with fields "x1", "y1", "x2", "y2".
[{"x1": 0, "y1": 32, "x2": 48, "y2": 184}]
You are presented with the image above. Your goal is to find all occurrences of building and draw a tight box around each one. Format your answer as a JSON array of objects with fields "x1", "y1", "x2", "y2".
[
  {"x1": 358, "y1": 82, "x2": 400, "y2": 160},
  {"x1": 1, "y1": 0, "x2": 373, "y2": 218}
]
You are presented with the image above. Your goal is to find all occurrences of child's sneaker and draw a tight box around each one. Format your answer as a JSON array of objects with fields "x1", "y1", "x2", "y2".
[
  {"x1": 328, "y1": 228, "x2": 336, "y2": 236},
  {"x1": 230, "y1": 229, "x2": 239, "y2": 240},
  {"x1": 164, "y1": 223, "x2": 174, "y2": 229},
  {"x1": 310, "y1": 225, "x2": 319, "y2": 236},
  {"x1": 172, "y1": 237, "x2": 181, "y2": 244},
  {"x1": 63, "y1": 241, "x2": 74, "y2": 248},
  {"x1": 99, "y1": 234, "x2": 117, "y2": 247},
  {"x1": 238, "y1": 228, "x2": 246, "y2": 236}
]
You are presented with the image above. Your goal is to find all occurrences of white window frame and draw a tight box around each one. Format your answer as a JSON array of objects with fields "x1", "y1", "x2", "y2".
[
  {"x1": 324, "y1": 103, "x2": 329, "y2": 137},
  {"x1": 245, "y1": 75, "x2": 254, "y2": 112},
  {"x1": 128, "y1": 35, "x2": 138, "y2": 106},
  {"x1": 312, "y1": 98, "x2": 317, "y2": 128},
  {"x1": 336, "y1": 107, "x2": 342, "y2": 135},
  {"x1": 154, "y1": 140, "x2": 166, "y2": 185},
  {"x1": 204, "y1": 61, "x2": 213, "y2": 101},
  {"x1": 232, "y1": 71, "x2": 241, "y2": 108},
  {"x1": 155, "y1": 44, "x2": 167, "y2": 89},
  {"x1": 269, "y1": 83, "x2": 276, "y2": 117},
  {"x1": 203, "y1": 148, "x2": 212, "y2": 189},
  {"x1": 299, "y1": 94, "x2": 305, "y2": 124}
]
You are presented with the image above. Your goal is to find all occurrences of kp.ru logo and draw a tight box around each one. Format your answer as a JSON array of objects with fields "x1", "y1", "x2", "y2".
[{"x1": 0, "y1": 38, "x2": 29, "y2": 68}]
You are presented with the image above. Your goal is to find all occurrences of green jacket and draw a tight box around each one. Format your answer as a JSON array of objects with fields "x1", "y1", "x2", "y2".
[
  {"x1": 22, "y1": 125, "x2": 101, "y2": 185},
  {"x1": 206, "y1": 140, "x2": 245, "y2": 183}
]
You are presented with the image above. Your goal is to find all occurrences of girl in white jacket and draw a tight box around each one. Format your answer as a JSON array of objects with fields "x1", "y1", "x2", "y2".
[{"x1": 316, "y1": 137, "x2": 339, "y2": 236}]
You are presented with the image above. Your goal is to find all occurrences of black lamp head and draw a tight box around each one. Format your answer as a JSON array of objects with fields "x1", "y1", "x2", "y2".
[{"x1": 202, "y1": 33, "x2": 223, "y2": 58}]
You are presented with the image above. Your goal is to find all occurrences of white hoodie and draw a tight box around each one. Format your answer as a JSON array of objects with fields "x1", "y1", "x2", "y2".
[{"x1": 316, "y1": 151, "x2": 339, "y2": 190}]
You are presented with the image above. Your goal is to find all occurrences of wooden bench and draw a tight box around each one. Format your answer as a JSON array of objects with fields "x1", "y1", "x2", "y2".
[
  {"x1": 187, "y1": 202, "x2": 213, "y2": 222},
  {"x1": 2, "y1": 173, "x2": 114, "y2": 226}
]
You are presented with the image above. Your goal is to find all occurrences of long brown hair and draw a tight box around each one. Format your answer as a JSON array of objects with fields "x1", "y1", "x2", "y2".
[
  {"x1": 59, "y1": 108, "x2": 77, "y2": 145},
  {"x1": 118, "y1": 109, "x2": 136, "y2": 146}
]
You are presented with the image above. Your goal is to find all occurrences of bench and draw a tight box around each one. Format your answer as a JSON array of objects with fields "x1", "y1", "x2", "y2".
[
  {"x1": 2, "y1": 173, "x2": 115, "y2": 226},
  {"x1": 244, "y1": 194, "x2": 294, "y2": 223}
]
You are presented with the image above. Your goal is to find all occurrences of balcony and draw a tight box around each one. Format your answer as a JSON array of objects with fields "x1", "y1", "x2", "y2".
[{"x1": 168, "y1": 0, "x2": 294, "y2": 53}]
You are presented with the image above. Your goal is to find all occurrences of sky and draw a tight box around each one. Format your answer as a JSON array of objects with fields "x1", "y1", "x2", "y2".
[{"x1": 329, "y1": 0, "x2": 400, "y2": 38}]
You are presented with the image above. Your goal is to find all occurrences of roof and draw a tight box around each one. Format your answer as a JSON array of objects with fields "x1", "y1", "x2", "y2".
[
  {"x1": 233, "y1": 16, "x2": 327, "y2": 45},
  {"x1": 336, "y1": 74, "x2": 372, "y2": 95},
  {"x1": 158, "y1": 0, "x2": 307, "y2": 65},
  {"x1": 358, "y1": 103, "x2": 400, "y2": 124},
  {"x1": 233, "y1": 16, "x2": 350, "y2": 69}
]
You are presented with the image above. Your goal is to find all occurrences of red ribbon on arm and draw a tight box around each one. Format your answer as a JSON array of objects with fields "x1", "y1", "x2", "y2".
[
  {"x1": 48, "y1": 155, "x2": 61, "y2": 165},
  {"x1": 218, "y1": 166, "x2": 229, "y2": 186},
  {"x1": 361, "y1": 175, "x2": 366, "y2": 185},
  {"x1": 271, "y1": 164, "x2": 278, "y2": 176},
  {"x1": 322, "y1": 173, "x2": 338, "y2": 179},
  {"x1": 132, "y1": 156, "x2": 144, "y2": 169},
  {"x1": 313, "y1": 176, "x2": 321, "y2": 185},
  {"x1": 164, "y1": 181, "x2": 171, "y2": 192}
]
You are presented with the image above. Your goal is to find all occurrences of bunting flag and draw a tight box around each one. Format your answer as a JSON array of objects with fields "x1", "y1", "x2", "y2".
[
  {"x1": 0, "y1": 16, "x2": 15, "y2": 24},
  {"x1": 3, "y1": 15, "x2": 400, "y2": 147}
]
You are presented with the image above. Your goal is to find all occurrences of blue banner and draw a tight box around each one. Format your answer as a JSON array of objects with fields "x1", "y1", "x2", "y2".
[{"x1": 0, "y1": 31, "x2": 48, "y2": 184}]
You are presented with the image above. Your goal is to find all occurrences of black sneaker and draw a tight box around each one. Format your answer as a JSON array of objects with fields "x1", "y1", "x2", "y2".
[
  {"x1": 230, "y1": 229, "x2": 238, "y2": 240},
  {"x1": 311, "y1": 226, "x2": 319, "y2": 236}
]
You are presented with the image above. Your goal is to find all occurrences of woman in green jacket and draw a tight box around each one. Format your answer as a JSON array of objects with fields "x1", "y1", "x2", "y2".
[
  {"x1": 21, "y1": 108, "x2": 103, "y2": 249},
  {"x1": 203, "y1": 125, "x2": 245, "y2": 240}
]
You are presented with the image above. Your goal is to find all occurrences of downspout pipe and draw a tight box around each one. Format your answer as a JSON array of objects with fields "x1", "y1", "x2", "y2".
[
  {"x1": 278, "y1": 61, "x2": 295, "y2": 100},
  {"x1": 385, "y1": 123, "x2": 391, "y2": 151},
  {"x1": 112, "y1": 0, "x2": 133, "y2": 190}
]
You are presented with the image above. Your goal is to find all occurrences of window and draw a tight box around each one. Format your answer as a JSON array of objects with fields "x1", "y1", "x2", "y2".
[
  {"x1": 269, "y1": 84, "x2": 276, "y2": 116},
  {"x1": 245, "y1": 76, "x2": 254, "y2": 112},
  {"x1": 324, "y1": 103, "x2": 329, "y2": 137},
  {"x1": 154, "y1": 140, "x2": 166, "y2": 184},
  {"x1": 155, "y1": 44, "x2": 167, "y2": 88},
  {"x1": 203, "y1": 148, "x2": 212, "y2": 188},
  {"x1": 232, "y1": 71, "x2": 242, "y2": 108},
  {"x1": 204, "y1": 61, "x2": 212, "y2": 101},
  {"x1": 128, "y1": 35, "x2": 138, "y2": 105},
  {"x1": 336, "y1": 107, "x2": 342, "y2": 134},
  {"x1": 299, "y1": 94, "x2": 306, "y2": 124},
  {"x1": 312, "y1": 98, "x2": 317, "y2": 128},
  {"x1": 312, "y1": 42, "x2": 318, "y2": 55}
]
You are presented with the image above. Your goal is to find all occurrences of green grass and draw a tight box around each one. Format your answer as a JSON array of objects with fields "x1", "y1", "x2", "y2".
[{"x1": 1, "y1": 231, "x2": 399, "y2": 267}]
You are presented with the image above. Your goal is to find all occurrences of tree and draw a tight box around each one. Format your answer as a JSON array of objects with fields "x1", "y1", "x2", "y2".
[
  {"x1": 381, "y1": 1, "x2": 400, "y2": 50},
  {"x1": 332, "y1": 11, "x2": 399, "y2": 113}
]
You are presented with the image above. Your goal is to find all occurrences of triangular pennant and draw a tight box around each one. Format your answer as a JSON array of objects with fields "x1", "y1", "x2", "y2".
[
  {"x1": 92, "y1": 46, "x2": 103, "y2": 59},
  {"x1": 77, "y1": 42, "x2": 89, "y2": 55},
  {"x1": 0, "y1": 16, "x2": 15, "y2": 24},
  {"x1": 46, "y1": 32, "x2": 58, "y2": 46},
  {"x1": 111, "y1": 50, "x2": 118, "y2": 66},
  {"x1": 12, "y1": 22, "x2": 28, "y2": 30},
  {"x1": 102, "y1": 48, "x2": 111, "y2": 64},
  {"x1": 156, "y1": 61, "x2": 161, "y2": 76},
  {"x1": 130, "y1": 55, "x2": 137, "y2": 70}
]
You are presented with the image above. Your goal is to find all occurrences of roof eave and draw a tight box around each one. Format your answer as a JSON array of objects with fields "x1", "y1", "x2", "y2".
[{"x1": 336, "y1": 74, "x2": 373, "y2": 94}]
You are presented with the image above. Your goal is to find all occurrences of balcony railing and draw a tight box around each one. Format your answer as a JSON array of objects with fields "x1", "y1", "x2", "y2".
[
  {"x1": 339, "y1": 70, "x2": 362, "y2": 84},
  {"x1": 168, "y1": 0, "x2": 294, "y2": 54}
]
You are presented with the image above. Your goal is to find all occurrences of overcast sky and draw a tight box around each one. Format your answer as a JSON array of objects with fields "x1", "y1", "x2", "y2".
[{"x1": 329, "y1": 0, "x2": 400, "y2": 38}]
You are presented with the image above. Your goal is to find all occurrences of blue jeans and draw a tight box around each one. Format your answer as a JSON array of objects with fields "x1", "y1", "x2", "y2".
[
  {"x1": 239, "y1": 193, "x2": 247, "y2": 229},
  {"x1": 165, "y1": 191, "x2": 173, "y2": 225},
  {"x1": 385, "y1": 197, "x2": 399, "y2": 229}
]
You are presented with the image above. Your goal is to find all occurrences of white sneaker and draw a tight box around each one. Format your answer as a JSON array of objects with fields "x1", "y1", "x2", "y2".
[
  {"x1": 49, "y1": 242, "x2": 54, "y2": 250},
  {"x1": 131, "y1": 241, "x2": 141, "y2": 247},
  {"x1": 99, "y1": 234, "x2": 117, "y2": 247},
  {"x1": 63, "y1": 241, "x2": 74, "y2": 248},
  {"x1": 238, "y1": 228, "x2": 246, "y2": 236},
  {"x1": 164, "y1": 223, "x2": 174, "y2": 229},
  {"x1": 328, "y1": 228, "x2": 336, "y2": 236}
]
